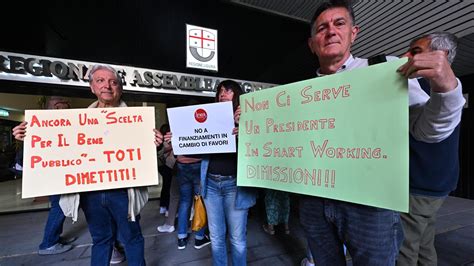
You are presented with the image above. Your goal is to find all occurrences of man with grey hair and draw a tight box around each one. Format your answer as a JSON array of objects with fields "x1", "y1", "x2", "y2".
[
  {"x1": 59, "y1": 64, "x2": 163, "y2": 266},
  {"x1": 397, "y1": 31, "x2": 462, "y2": 266},
  {"x1": 405, "y1": 31, "x2": 457, "y2": 64},
  {"x1": 299, "y1": 0, "x2": 465, "y2": 265}
]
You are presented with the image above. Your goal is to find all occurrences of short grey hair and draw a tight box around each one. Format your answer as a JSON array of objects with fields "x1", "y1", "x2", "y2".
[
  {"x1": 88, "y1": 64, "x2": 123, "y2": 88},
  {"x1": 411, "y1": 32, "x2": 458, "y2": 64},
  {"x1": 310, "y1": 0, "x2": 356, "y2": 37}
]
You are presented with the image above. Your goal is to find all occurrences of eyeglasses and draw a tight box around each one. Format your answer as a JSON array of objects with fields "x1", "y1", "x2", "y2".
[{"x1": 219, "y1": 88, "x2": 234, "y2": 95}]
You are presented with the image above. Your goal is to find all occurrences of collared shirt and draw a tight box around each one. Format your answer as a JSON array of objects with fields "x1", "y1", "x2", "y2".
[{"x1": 316, "y1": 54, "x2": 367, "y2": 76}]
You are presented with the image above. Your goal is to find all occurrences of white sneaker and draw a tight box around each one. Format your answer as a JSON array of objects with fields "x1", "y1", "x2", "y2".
[
  {"x1": 110, "y1": 247, "x2": 125, "y2": 264},
  {"x1": 159, "y1": 207, "x2": 167, "y2": 214},
  {"x1": 38, "y1": 243, "x2": 73, "y2": 255},
  {"x1": 300, "y1": 257, "x2": 315, "y2": 266},
  {"x1": 157, "y1": 224, "x2": 175, "y2": 233}
]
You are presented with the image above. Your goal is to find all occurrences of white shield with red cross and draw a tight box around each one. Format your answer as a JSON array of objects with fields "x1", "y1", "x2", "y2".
[{"x1": 186, "y1": 24, "x2": 218, "y2": 71}]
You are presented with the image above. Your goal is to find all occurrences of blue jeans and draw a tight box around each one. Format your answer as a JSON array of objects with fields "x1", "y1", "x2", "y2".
[
  {"x1": 81, "y1": 189, "x2": 145, "y2": 266},
  {"x1": 204, "y1": 175, "x2": 249, "y2": 266},
  {"x1": 39, "y1": 195, "x2": 65, "y2": 249},
  {"x1": 299, "y1": 196, "x2": 403, "y2": 266},
  {"x1": 176, "y1": 162, "x2": 206, "y2": 240}
]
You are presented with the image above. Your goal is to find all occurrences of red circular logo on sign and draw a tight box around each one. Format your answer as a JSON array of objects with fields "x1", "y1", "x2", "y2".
[{"x1": 194, "y1": 109, "x2": 207, "y2": 123}]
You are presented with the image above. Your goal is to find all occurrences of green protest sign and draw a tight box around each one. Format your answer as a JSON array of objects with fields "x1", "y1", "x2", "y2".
[{"x1": 237, "y1": 59, "x2": 409, "y2": 212}]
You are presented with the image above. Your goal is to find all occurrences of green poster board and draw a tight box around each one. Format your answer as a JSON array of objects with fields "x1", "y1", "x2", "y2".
[{"x1": 237, "y1": 59, "x2": 409, "y2": 212}]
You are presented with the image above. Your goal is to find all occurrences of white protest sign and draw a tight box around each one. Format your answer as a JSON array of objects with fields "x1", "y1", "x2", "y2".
[
  {"x1": 22, "y1": 107, "x2": 159, "y2": 198},
  {"x1": 167, "y1": 101, "x2": 236, "y2": 155}
]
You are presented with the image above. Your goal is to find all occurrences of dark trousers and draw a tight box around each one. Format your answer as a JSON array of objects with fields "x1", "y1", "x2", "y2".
[
  {"x1": 299, "y1": 196, "x2": 404, "y2": 266},
  {"x1": 397, "y1": 194, "x2": 445, "y2": 266},
  {"x1": 81, "y1": 189, "x2": 145, "y2": 266},
  {"x1": 39, "y1": 195, "x2": 65, "y2": 249},
  {"x1": 158, "y1": 165, "x2": 173, "y2": 208}
]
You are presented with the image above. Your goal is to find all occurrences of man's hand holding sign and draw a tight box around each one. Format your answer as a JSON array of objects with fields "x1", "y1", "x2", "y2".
[{"x1": 20, "y1": 64, "x2": 165, "y2": 265}]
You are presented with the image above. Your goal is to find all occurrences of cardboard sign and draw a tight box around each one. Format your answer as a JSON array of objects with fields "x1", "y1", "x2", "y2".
[
  {"x1": 237, "y1": 59, "x2": 409, "y2": 212},
  {"x1": 167, "y1": 101, "x2": 236, "y2": 155},
  {"x1": 22, "y1": 107, "x2": 159, "y2": 198}
]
